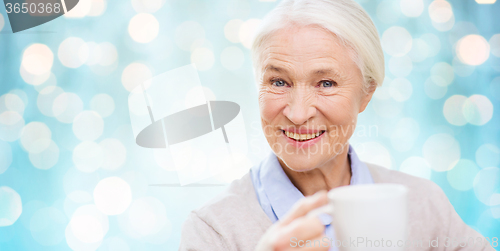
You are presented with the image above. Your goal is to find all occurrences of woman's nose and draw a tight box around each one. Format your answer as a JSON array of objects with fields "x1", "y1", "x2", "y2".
[{"x1": 283, "y1": 88, "x2": 316, "y2": 125}]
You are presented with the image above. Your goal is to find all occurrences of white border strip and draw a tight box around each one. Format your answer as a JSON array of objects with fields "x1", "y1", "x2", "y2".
[{"x1": 60, "y1": 0, "x2": 68, "y2": 14}]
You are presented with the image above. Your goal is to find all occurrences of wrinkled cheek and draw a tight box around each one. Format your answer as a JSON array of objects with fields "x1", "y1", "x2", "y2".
[
  {"x1": 259, "y1": 93, "x2": 281, "y2": 148},
  {"x1": 259, "y1": 93, "x2": 284, "y2": 124}
]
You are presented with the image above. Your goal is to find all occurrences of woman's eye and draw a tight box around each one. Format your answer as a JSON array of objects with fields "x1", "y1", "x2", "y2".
[
  {"x1": 320, "y1": 80, "x2": 336, "y2": 88},
  {"x1": 272, "y1": 80, "x2": 287, "y2": 87}
]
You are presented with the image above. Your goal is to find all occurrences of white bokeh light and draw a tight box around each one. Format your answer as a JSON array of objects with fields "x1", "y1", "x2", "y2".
[
  {"x1": 388, "y1": 78, "x2": 413, "y2": 102},
  {"x1": 121, "y1": 62, "x2": 152, "y2": 92},
  {"x1": 424, "y1": 77, "x2": 447, "y2": 100},
  {"x1": 73, "y1": 141, "x2": 104, "y2": 173},
  {"x1": 58, "y1": 37, "x2": 89, "y2": 68},
  {"x1": 94, "y1": 177, "x2": 132, "y2": 215},
  {"x1": 376, "y1": 0, "x2": 401, "y2": 24},
  {"x1": 400, "y1": 0, "x2": 424, "y2": 17},
  {"x1": 373, "y1": 77, "x2": 391, "y2": 100},
  {"x1": 191, "y1": 48, "x2": 215, "y2": 71},
  {"x1": 491, "y1": 194, "x2": 500, "y2": 219},
  {"x1": 190, "y1": 38, "x2": 213, "y2": 52},
  {"x1": 431, "y1": 62, "x2": 454, "y2": 86},
  {"x1": 28, "y1": 139, "x2": 59, "y2": 170},
  {"x1": 239, "y1": 19, "x2": 262, "y2": 49},
  {"x1": 126, "y1": 197, "x2": 169, "y2": 236},
  {"x1": 8, "y1": 89, "x2": 28, "y2": 107},
  {"x1": 372, "y1": 98, "x2": 404, "y2": 118},
  {"x1": 473, "y1": 167, "x2": 500, "y2": 206},
  {"x1": 65, "y1": 0, "x2": 92, "y2": 18},
  {"x1": 85, "y1": 42, "x2": 102, "y2": 66},
  {"x1": 354, "y1": 142, "x2": 392, "y2": 169},
  {"x1": 100, "y1": 42, "x2": 118, "y2": 66},
  {"x1": 443, "y1": 95, "x2": 467, "y2": 126},
  {"x1": 0, "y1": 93, "x2": 25, "y2": 115},
  {"x1": 0, "y1": 94, "x2": 26, "y2": 141},
  {"x1": 0, "y1": 186, "x2": 22, "y2": 227},
  {"x1": 99, "y1": 139, "x2": 127, "y2": 171},
  {"x1": 381, "y1": 26, "x2": 413, "y2": 57},
  {"x1": 428, "y1": 0, "x2": 453, "y2": 23},
  {"x1": 20, "y1": 66, "x2": 51, "y2": 86},
  {"x1": 0, "y1": 111, "x2": 25, "y2": 142},
  {"x1": 88, "y1": 0, "x2": 107, "y2": 16},
  {"x1": 388, "y1": 55, "x2": 412, "y2": 77},
  {"x1": 63, "y1": 168, "x2": 101, "y2": 196},
  {"x1": 221, "y1": 46, "x2": 245, "y2": 71},
  {"x1": 457, "y1": 35, "x2": 490, "y2": 66},
  {"x1": 67, "y1": 204, "x2": 108, "y2": 246},
  {"x1": 423, "y1": 133, "x2": 460, "y2": 172},
  {"x1": 421, "y1": 33, "x2": 441, "y2": 57},
  {"x1": 52, "y1": 92, "x2": 84, "y2": 124},
  {"x1": 399, "y1": 156, "x2": 432, "y2": 179},
  {"x1": 0, "y1": 141, "x2": 12, "y2": 175},
  {"x1": 431, "y1": 13, "x2": 455, "y2": 32},
  {"x1": 90, "y1": 94, "x2": 115, "y2": 118},
  {"x1": 128, "y1": 13, "x2": 159, "y2": 43},
  {"x1": 462, "y1": 94, "x2": 493, "y2": 125},
  {"x1": 21, "y1": 44, "x2": 54, "y2": 76},
  {"x1": 491, "y1": 76, "x2": 500, "y2": 100},
  {"x1": 0, "y1": 13, "x2": 4, "y2": 31},
  {"x1": 447, "y1": 159, "x2": 480, "y2": 191},
  {"x1": 490, "y1": 34, "x2": 500, "y2": 57},
  {"x1": 65, "y1": 222, "x2": 102, "y2": 251},
  {"x1": 175, "y1": 21, "x2": 205, "y2": 51},
  {"x1": 131, "y1": 0, "x2": 163, "y2": 13},
  {"x1": 408, "y1": 38, "x2": 429, "y2": 62},
  {"x1": 224, "y1": 19, "x2": 243, "y2": 43},
  {"x1": 37, "y1": 86, "x2": 64, "y2": 117},
  {"x1": 476, "y1": 144, "x2": 500, "y2": 168},
  {"x1": 73, "y1": 111, "x2": 104, "y2": 141},
  {"x1": 20, "y1": 122, "x2": 52, "y2": 154},
  {"x1": 64, "y1": 190, "x2": 93, "y2": 218}
]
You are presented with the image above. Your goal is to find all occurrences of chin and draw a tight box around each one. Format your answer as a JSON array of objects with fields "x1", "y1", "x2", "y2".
[{"x1": 277, "y1": 152, "x2": 325, "y2": 172}]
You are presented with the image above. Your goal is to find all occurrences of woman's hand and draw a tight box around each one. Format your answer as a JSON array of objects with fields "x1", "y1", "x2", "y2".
[{"x1": 255, "y1": 190, "x2": 330, "y2": 251}]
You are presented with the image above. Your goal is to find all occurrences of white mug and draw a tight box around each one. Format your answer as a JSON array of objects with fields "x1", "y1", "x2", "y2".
[{"x1": 308, "y1": 183, "x2": 408, "y2": 251}]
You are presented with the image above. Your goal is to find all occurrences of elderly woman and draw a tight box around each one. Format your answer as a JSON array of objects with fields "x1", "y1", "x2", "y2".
[{"x1": 180, "y1": 0, "x2": 493, "y2": 250}]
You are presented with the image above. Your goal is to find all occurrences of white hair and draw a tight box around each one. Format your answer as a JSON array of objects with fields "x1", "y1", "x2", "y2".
[{"x1": 251, "y1": 0, "x2": 385, "y2": 91}]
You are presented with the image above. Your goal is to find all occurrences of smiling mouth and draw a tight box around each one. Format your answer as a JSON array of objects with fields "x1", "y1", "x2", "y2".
[{"x1": 282, "y1": 130, "x2": 326, "y2": 142}]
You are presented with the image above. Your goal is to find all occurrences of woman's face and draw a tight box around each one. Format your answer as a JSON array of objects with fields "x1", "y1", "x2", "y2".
[{"x1": 258, "y1": 25, "x2": 375, "y2": 172}]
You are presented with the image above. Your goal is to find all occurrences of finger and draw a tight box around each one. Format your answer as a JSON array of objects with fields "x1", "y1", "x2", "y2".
[
  {"x1": 285, "y1": 234, "x2": 330, "y2": 251},
  {"x1": 280, "y1": 190, "x2": 328, "y2": 225},
  {"x1": 278, "y1": 214, "x2": 325, "y2": 243}
]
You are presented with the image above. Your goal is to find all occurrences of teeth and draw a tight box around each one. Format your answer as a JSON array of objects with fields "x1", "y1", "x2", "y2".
[{"x1": 284, "y1": 131, "x2": 323, "y2": 141}]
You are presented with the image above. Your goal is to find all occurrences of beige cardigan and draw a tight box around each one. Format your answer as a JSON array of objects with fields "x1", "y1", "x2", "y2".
[{"x1": 179, "y1": 163, "x2": 494, "y2": 251}]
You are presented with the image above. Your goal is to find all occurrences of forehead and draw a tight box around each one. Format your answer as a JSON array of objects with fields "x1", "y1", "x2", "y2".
[{"x1": 260, "y1": 25, "x2": 358, "y2": 76}]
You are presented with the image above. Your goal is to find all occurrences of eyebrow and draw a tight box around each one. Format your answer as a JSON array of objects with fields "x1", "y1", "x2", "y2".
[
  {"x1": 263, "y1": 65, "x2": 341, "y2": 78},
  {"x1": 262, "y1": 65, "x2": 286, "y2": 74},
  {"x1": 313, "y1": 68, "x2": 340, "y2": 77}
]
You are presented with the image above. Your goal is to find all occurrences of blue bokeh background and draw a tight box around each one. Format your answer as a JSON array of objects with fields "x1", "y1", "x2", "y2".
[{"x1": 0, "y1": 0, "x2": 499, "y2": 250}]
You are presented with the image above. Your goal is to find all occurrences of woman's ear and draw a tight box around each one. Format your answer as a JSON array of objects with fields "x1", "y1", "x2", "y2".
[{"x1": 359, "y1": 80, "x2": 377, "y2": 113}]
